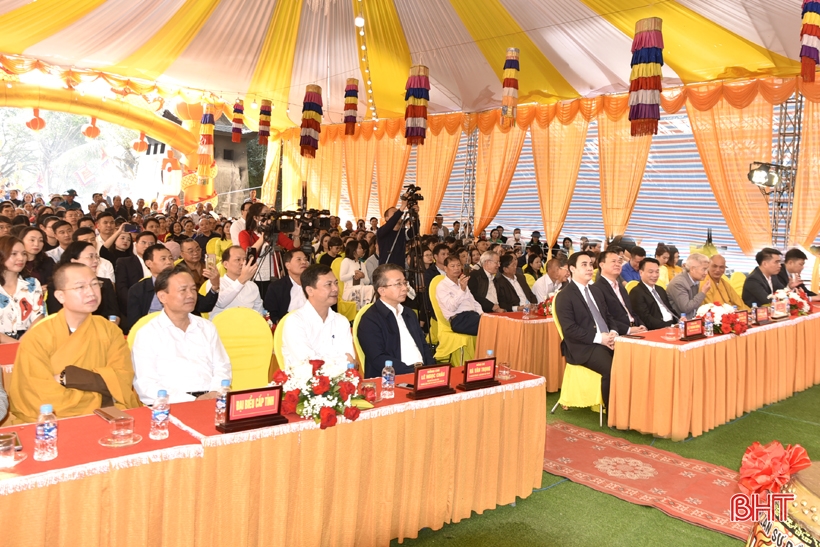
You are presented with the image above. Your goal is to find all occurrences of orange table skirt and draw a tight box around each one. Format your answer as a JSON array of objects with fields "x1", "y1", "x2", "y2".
[
  {"x1": 476, "y1": 312, "x2": 565, "y2": 391},
  {"x1": 609, "y1": 314, "x2": 820, "y2": 441}
]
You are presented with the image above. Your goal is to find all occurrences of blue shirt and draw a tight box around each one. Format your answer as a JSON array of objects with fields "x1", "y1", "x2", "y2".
[{"x1": 621, "y1": 262, "x2": 641, "y2": 282}]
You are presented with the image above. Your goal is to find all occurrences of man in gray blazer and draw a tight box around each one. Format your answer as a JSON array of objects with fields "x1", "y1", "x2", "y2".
[{"x1": 666, "y1": 253, "x2": 711, "y2": 317}]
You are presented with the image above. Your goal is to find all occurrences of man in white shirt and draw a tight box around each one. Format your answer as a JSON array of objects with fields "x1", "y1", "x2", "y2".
[
  {"x1": 206, "y1": 246, "x2": 262, "y2": 319},
  {"x1": 46, "y1": 220, "x2": 73, "y2": 263},
  {"x1": 73, "y1": 227, "x2": 115, "y2": 282},
  {"x1": 532, "y1": 258, "x2": 570, "y2": 303},
  {"x1": 230, "y1": 202, "x2": 252, "y2": 246},
  {"x1": 132, "y1": 266, "x2": 231, "y2": 405},
  {"x1": 358, "y1": 264, "x2": 434, "y2": 378},
  {"x1": 280, "y1": 264, "x2": 355, "y2": 367},
  {"x1": 95, "y1": 211, "x2": 117, "y2": 252},
  {"x1": 436, "y1": 256, "x2": 483, "y2": 335},
  {"x1": 629, "y1": 258, "x2": 680, "y2": 330}
]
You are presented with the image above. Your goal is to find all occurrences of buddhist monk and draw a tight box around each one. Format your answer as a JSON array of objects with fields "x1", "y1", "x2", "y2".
[{"x1": 699, "y1": 254, "x2": 749, "y2": 311}]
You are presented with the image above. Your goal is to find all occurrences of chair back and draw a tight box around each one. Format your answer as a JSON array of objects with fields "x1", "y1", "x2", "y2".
[
  {"x1": 273, "y1": 312, "x2": 292, "y2": 371},
  {"x1": 550, "y1": 299, "x2": 564, "y2": 340},
  {"x1": 127, "y1": 311, "x2": 162, "y2": 349},
  {"x1": 212, "y1": 308, "x2": 274, "y2": 390},
  {"x1": 315, "y1": 252, "x2": 325, "y2": 264},
  {"x1": 352, "y1": 302, "x2": 373, "y2": 374},
  {"x1": 524, "y1": 273, "x2": 535, "y2": 289},
  {"x1": 331, "y1": 257, "x2": 357, "y2": 321},
  {"x1": 625, "y1": 280, "x2": 639, "y2": 293},
  {"x1": 428, "y1": 276, "x2": 453, "y2": 334},
  {"x1": 730, "y1": 271, "x2": 746, "y2": 295}
]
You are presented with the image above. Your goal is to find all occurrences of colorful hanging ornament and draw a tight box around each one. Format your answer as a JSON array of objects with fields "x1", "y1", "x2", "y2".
[
  {"x1": 344, "y1": 78, "x2": 359, "y2": 136},
  {"x1": 801, "y1": 0, "x2": 820, "y2": 83},
  {"x1": 404, "y1": 65, "x2": 429, "y2": 146},
  {"x1": 132, "y1": 132, "x2": 148, "y2": 153},
  {"x1": 501, "y1": 48, "x2": 519, "y2": 128},
  {"x1": 82, "y1": 117, "x2": 100, "y2": 139},
  {"x1": 300, "y1": 84, "x2": 322, "y2": 158},
  {"x1": 197, "y1": 103, "x2": 215, "y2": 185},
  {"x1": 628, "y1": 17, "x2": 664, "y2": 137},
  {"x1": 258, "y1": 100, "x2": 271, "y2": 145},
  {"x1": 231, "y1": 100, "x2": 244, "y2": 143},
  {"x1": 25, "y1": 108, "x2": 45, "y2": 132}
]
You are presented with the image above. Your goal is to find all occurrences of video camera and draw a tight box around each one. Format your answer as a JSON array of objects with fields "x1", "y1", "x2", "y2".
[{"x1": 401, "y1": 184, "x2": 424, "y2": 214}]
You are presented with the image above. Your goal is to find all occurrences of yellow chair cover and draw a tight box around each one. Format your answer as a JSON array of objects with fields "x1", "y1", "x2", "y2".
[
  {"x1": 198, "y1": 282, "x2": 210, "y2": 320},
  {"x1": 331, "y1": 257, "x2": 357, "y2": 322},
  {"x1": 212, "y1": 308, "x2": 274, "y2": 391},
  {"x1": 550, "y1": 300, "x2": 604, "y2": 425},
  {"x1": 429, "y1": 317, "x2": 439, "y2": 346},
  {"x1": 127, "y1": 311, "x2": 162, "y2": 349},
  {"x1": 273, "y1": 312, "x2": 291, "y2": 371},
  {"x1": 205, "y1": 238, "x2": 231, "y2": 275},
  {"x1": 315, "y1": 252, "x2": 325, "y2": 264},
  {"x1": 625, "y1": 280, "x2": 639, "y2": 293},
  {"x1": 730, "y1": 271, "x2": 747, "y2": 296},
  {"x1": 352, "y1": 302, "x2": 373, "y2": 375},
  {"x1": 524, "y1": 273, "x2": 536, "y2": 289},
  {"x1": 428, "y1": 276, "x2": 476, "y2": 366}
]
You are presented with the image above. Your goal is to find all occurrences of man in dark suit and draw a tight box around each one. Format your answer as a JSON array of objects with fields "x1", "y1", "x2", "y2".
[
  {"x1": 554, "y1": 251, "x2": 625, "y2": 407},
  {"x1": 359, "y1": 264, "x2": 435, "y2": 379},
  {"x1": 776, "y1": 248, "x2": 817, "y2": 300},
  {"x1": 495, "y1": 253, "x2": 536, "y2": 312},
  {"x1": 115, "y1": 231, "x2": 157, "y2": 316},
  {"x1": 421, "y1": 243, "x2": 449, "y2": 312},
  {"x1": 467, "y1": 250, "x2": 502, "y2": 313},
  {"x1": 264, "y1": 250, "x2": 310, "y2": 324},
  {"x1": 742, "y1": 247, "x2": 785, "y2": 308},
  {"x1": 594, "y1": 250, "x2": 646, "y2": 335},
  {"x1": 629, "y1": 258, "x2": 679, "y2": 330}
]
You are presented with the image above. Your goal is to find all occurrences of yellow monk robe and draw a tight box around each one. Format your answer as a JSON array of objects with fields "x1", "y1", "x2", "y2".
[
  {"x1": 9, "y1": 310, "x2": 140, "y2": 423},
  {"x1": 699, "y1": 278, "x2": 749, "y2": 311}
]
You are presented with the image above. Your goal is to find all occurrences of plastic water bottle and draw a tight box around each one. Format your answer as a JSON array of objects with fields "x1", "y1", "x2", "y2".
[
  {"x1": 149, "y1": 390, "x2": 170, "y2": 440},
  {"x1": 751, "y1": 303, "x2": 758, "y2": 325},
  {"x1": 214, "y1": 380, "x2": 231, "y2": 426},
  {"x1": 346, "y1": 362, "x2": 357, "y2": 379},
  {"x1": 487, "y1": 349, "x2": 494, "y2": 359},
  {"x1": 381, "y1": 360, "x2": 395, "y2": 399},
  {"x1": 678, "y1": 313, "x2": 687, "y2": 340},
  {"x1": 34, "y1": 404, "x2": 58, "y2": 461},
  {"x1": 732, "y1": 305, "x2": 738, "y2": 313},
  {"x1": 704, "y1": 311, "x2": 714, "y2": 337},
  {"x1": 521, "y1": 303, "x2": 531, "y2": 320},
  {"x1": 108, "y1": 315, "x2": 117, "y2": 323}
]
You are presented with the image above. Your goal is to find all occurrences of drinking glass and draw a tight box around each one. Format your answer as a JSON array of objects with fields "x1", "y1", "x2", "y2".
[
  {"x1": 0, "y1": 433, "x2": 15, "y2": 468},
  {"x1": 110, "y1": 416, "x2": 135, "y2": 445},
  {"x1": 497, "y1": 362, "x2": 511, "y2": 380}
]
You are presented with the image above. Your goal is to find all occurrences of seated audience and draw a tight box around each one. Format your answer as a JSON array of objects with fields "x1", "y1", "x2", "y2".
[
  {"x1": 665, "y1": 253, "x2": 710, "y2": 317},
  {"x1": 179, "y1": 238, "x2": 206, "y2": 288},
  {"x1": 620, "y1": 245, "x2": 645, "y2": 282},
  {"x1": 653, "y1": 244, "x2": 671, "y2": 286},
  {"x1": 206, "y1": 246, "x2": 263, "y2": 319},
  {"x1": 126, "y1": 244, "x2": 176, "y2": 332},
  {"x1": 554, "y1": 251, "x2": 621, "y2": 407},
  {"x1": 339, "y1": 239, "x2": 374, "y2": 310},
  {"x1": 0, "y1": 235, "x2": 44, "y2": 343},
  {"x1": 495, "y1": 253, "x2": 537, "y2": 312},
  {"x1": 72, "y1": 227, "x2": 115, "y2": 282},
  {"x1": 532, "y1": 258, "x2": 569, "y2": 303},
  {"x1": 115, "y1": 231, "x2": 156, "y2": 314},
  {"x1": 665, "y1": 246, "x2": 683, "y2": 279},
  {"x1": 629, "y1": 258, "x2": 679, "y2": 330},
  {"x1": 280, "y1": 264, "x2": 355, "y2": 366},
  {"x1": 700, "y1": 254, "x2": 748, "y2": 310},
  {"x1": 522, "y1": 253, "x2": 543, "y2": 282},
  {"x1": 777, "y1": 248, "x2": 819, "y2": 300},
  {"x1": 467, "y1": 251, "x2": 502, "y2": 313},
  {"x1": 132, "y1": 266, "x2": 231, "y2": 405},
  {"x1": 20, "y1": 226, "x2": 55, "y2": 286},
  {"x1": 594, "y1": 249, "x2": 645, "y2": 334},
  {"x1": 359, "y1": 264, "x2": 434, "y2": 379},
  {"x1": 45, "y1": 219, "x2": 73, "y2": 262},
  {"x1": 436, "y1": 256, "x2": 483, "y2": 335},
  {"x1": 742, "y1": 248, "x2": 785, "y2": 308},
  {"x1": 263, "y1": 250, "x2": 309, "y2": 324},
  {"x1": 319, "y1": 236, "x2": 343, "y2": 267},
  {"x1": 8, "y1": 263, "x2": 139, "y2": 423},
  {"x1": 46, "y1": 242, "x2": 120, "y2": 323}
]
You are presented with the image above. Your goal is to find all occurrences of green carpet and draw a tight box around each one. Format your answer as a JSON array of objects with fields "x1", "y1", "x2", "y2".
[{"x1": 390, "y1": 383, "x2": 820, "y2": 547}]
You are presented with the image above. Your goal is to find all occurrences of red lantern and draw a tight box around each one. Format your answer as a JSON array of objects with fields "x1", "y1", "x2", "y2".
[
  {"x1": 25, "y1": 108, "x2": 45, "y2": 132},
  {"x1": 82, "y1": 117, "x2": 100, "y2": 139},
  {"x1": 132, "y1": 132, "x2": 148, "y2": 153}
]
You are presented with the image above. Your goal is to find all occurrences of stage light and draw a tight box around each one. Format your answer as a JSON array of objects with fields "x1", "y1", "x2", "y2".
[{"x1": 747, "y1": 163, "x2": 780, "y2": 188}]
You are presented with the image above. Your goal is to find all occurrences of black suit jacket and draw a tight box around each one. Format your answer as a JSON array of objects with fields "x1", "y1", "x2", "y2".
[
  {"x1": 495, "y1": 272, "x2": 536, "y2": 312},
  {"x1": 124, "y1": 277, "x2": 218, "y2": 333},
  {"x1": 422, "y1": 264, "x2": 443, "y2": 314},
  {"x1": 629, "y1": 282, "x2": 679, "y2": 331},
  {"x1": 594, "y1": 275, "x2": 643, "y2": 333},
  {"x1": 743, "y1": 267, "x2": 785, "y2": 308},
  {"x1": 115, "y1": 255, "x2": 145, "y2": 317},
  {"x1": 359, "y1": 299, "x2": 435, "y2": 379},
  {"x1": 554, "y1": 282, "x2": 618, "y2": 365},
  {"x1": 264, "y1": 275, "x2": 297, "y2": 324},
  {"x1": 467, "y1": 268, "x2": 496, "y2": 313}
]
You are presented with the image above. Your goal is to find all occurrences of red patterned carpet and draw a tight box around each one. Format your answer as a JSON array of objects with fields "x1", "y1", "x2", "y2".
[{"x1": 544, "y1": 421, "x2": 752, "y2": 540}]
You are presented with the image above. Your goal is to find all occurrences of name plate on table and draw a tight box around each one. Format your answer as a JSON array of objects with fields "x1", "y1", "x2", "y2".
[
  {"x1": 457, "y1": 358, "x2": 500, "y2": 391},
  {"x1": 681, "y1": 318, "x2": 706, "y2": 341},
  {"x1": 407, "y1": 364, "x2": 456, "y2": 400},
  {"x1": 215, "y1": 386, "x2": 288, "y2": 433},
  {"x1": 772, "y1": 300, "x2": 790, "y2": 319},
  {"x1": 736, "y1": 310, "x2": 749, "y2": 326},
  {"x1": 754, "y1": 305, "x2": 771, "y2": 325}
]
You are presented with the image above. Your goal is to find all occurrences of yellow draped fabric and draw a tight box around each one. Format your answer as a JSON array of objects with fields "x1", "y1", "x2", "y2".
[
  {"x1": 8, "y1": 311, "x2": 140, "y2": 424},
  {"x1": 791, "y1": 91, "x2": 820, "y2": 247},
  {"x1": 344, "y1": 123, "x2": 377, "y2": 220},
  {"x1": 596, "y1": 96, "x2": 651, "y2": 240},
  {"x1": 699, "y1": 278, "x2": 749, "y2": 311},
  {"x1": 473, "y1": 110, "x2": 527, "y2": 234},
  {"x1": 686, "y1": 89, "x2": 772, "y2": 254},
  {"x1": 374, "y1": 119, "x2": 410, "y2": 217},
  {"x1": 261, "y1": 140, "x2": 281, "y2": 206},
  {"x1": 0, "y1": 0, "x2": 107, "y2": 53},
  {"x1": 416, "y1": 113, "x2": 464, "y2": 234},
  {"x1": 530, "y1": 103, "x2": 590, "y2": 247},
  {"x1": 281, "y1": 126, "x2": 344, "y2": 214}
]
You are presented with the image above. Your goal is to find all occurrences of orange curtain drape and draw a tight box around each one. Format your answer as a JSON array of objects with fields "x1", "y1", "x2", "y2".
[
  {"x1": 596, "y1": 96, "x2": 652, "y2": 240},
  {"x1": 374, "y1": 119, "x2": 410, "y2": 218},
  {"x1": 416, "y1": 113, "x2": 463, "y2": 234},
  {"x1": 792, "y1": 89, "x2": 820, "y2": 247},
  {"x1": 343, "y1": 122, "x2": 376, "y2": 221},
  {"x1": 686, "y1": 89, "x2": 773, "y2": 254},
  {"x1": 280, "y1": 126, "x2": 344, "y2": 214},
  {"x1": 530, "y1": 103, "x2": 590, "y2": 247}
]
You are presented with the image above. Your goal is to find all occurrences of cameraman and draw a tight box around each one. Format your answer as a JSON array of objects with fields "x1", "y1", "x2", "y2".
[
  {"x1": 239, "y1": 203, "x2": 301, "y2": 296},
  {"x1": 377, "y1": 198, "x2": 418, "y2": 267}
]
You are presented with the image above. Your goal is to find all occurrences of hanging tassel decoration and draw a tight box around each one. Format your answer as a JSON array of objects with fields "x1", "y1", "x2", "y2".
[
  {"x1": 300, "y1": 84, "x2": 322, "y2": 158},
  {"x1": 231, "y1": 100, "x2": 244, "y2": 143},
  {"x1": 801, "y1": 0, "x2": 820, "y2": 82},
  {"x1": 82, "y1": 117, "x2": 100, "y2": 139},
  {"x1": 344, "y1": 78, "x2": 359, "y2": 136},
  {"x1": 628, "y1": 17, "x2": 664, "y2": 137},
  {"x1": 501, "y1": 48, "x2": 519, "y2": 128},
  {"x1": 132, "y1": 132, "x2": 148, "y2": 153},
  {"x1": 197, "y1": 103, "x2": 215, "y2": 185},
  {"x1": 404, "y1": 65, "x2": 429, "y2": 146},
  {"x1": 258, "y1": 100, "x2": 271, "y2": 145},
  {"x1": 25, "y1": 108, "x2": 46, "y2": 131}
]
